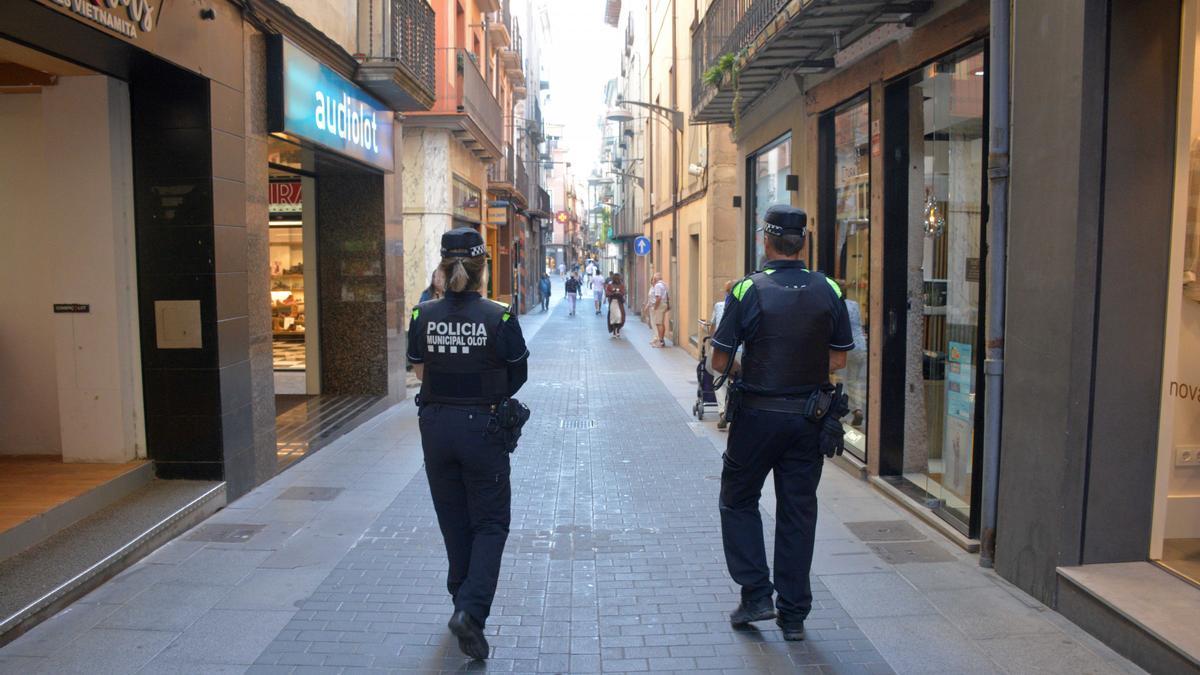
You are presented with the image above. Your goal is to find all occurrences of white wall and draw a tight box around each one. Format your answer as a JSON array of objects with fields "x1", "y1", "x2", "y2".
[
  {"x1": 0, "y1": 93, "x2": 60, "y2": 455},
  {"x1": 41, "y1": 76, "x2": 143, "y2": 463}
]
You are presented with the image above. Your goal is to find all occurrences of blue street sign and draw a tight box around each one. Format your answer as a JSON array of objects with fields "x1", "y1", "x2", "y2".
[{"x1": 634, "y1": 236, "x2": 651, "y2": 256}]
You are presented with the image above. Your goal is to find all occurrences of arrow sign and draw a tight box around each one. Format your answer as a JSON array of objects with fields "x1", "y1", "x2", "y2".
[{"x1": 634, "y1": 236, "x2": 651, "y2": 256}]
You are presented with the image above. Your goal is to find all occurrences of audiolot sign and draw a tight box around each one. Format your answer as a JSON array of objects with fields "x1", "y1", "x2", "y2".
[
  {"x1": 42, "y1": 0, "x2": 156, "y2": 39},
  {"x1": 267, "y1": 36, "x2": 395, "y2": 173}
]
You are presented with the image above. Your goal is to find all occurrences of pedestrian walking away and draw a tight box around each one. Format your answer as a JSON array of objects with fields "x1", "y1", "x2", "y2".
[
  {"x1": 564, "y1": 272, "x2": 580, "y2": 316},
  {"x1": 407, "y1": 227, "x2": 531, "y2": 661},
  {"x1": 649, "y1": 272, "x2": 670, "y2": 347},
  {"x1": 591, "y1": 271, "x2": 606, "y2": 315},
  {"x1": 605, "y1": 272, "x2": 627, "y2": 337},
  {"x1": 538, "y1": 273, "x2": 552, "y2": 312},
  {"x1": 709, "y1": 205, "x2": 855, "y2": 642}
]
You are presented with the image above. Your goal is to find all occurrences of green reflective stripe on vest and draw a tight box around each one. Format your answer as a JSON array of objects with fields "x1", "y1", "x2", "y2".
[
  {"x1": 502, "y1": 312, "x2": 511, "y2": 322},
  {"x1": 732, "y1": 278, "x2": 753, "y2": 301},
  {"x1": 825, "y1": 276, "x2": 844, "y2": 298},
  {"x1": 412, "y1": 308, "x2": 419, "y2": 320}
]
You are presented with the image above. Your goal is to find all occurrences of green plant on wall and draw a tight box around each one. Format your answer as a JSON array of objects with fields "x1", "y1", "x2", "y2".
[{"x1": 701, "y1": 52, "x2": 743, "y2": 133}]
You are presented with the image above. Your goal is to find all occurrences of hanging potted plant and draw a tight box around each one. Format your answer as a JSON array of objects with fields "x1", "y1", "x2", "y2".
[{"x1": 701, "y1": 52, "x2": 743, "y2": 134}]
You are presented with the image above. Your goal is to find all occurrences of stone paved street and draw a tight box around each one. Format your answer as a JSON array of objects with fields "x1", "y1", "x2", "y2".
[{"x1": 0, "y1": 290, "x2": 1142, "y2": 674}]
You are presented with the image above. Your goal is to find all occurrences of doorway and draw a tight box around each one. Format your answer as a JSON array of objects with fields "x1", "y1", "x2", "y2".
[
  {"x1": 880, "y1": 43, "x2": 988, "y2": 535},
  {"x1": 269, "y1": 166, "x2": 320, "y2": 398},
  {"x1": 0, "y1": 39, "x2": 147, "y2": 540}
]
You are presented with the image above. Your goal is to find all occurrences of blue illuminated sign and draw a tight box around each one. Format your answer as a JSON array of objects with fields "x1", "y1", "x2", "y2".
[{"x1": 268, "y1": 36, "x2": 394, "y2": 173}]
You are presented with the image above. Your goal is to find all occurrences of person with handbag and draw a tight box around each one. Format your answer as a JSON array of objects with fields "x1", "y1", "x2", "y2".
[{"x1": 407, "y1": 227, "x2": 530, "y2": 661}]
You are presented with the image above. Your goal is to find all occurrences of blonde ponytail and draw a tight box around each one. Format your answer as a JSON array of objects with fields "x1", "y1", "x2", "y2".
[{"x1": 438, "y1": 254, "x2": 488, "y2": 293}]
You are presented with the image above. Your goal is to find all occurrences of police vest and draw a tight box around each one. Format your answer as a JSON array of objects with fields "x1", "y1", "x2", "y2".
[
  {"x1": 739, "y1": 269, "x2": 838, "y2": 394},
  {"x1": 415, "y1": 295, "x2": 510, "y2": 405}
]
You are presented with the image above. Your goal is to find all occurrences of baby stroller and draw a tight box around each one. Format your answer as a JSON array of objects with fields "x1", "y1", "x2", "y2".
[{"x1": 693, "y1": 319, "x2": 719, "y2": 420}]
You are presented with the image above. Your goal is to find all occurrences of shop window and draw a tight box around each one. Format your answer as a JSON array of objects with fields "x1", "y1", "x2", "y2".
[
  {"x1": 747, "y1": 134, "x2": 791, "y2": 272},
  {"x1": 269, "y1": 178, "x2": 306, "y2": 371},
  {"x1": 882, "y1": 44, "x2": 986, "y2": 534},
  {"x1": 819, "y1": 96, "x2": 870, "y2": 461},
  {"x1": 1154, "y1": 2, "x2": 1200, "y2": 586}
]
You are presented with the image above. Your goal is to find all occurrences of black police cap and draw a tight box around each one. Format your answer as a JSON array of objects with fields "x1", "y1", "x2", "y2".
[
  {"x1": 762, "y1": 205, "x2": 808, "y2": 237},
  {"x1": 441, "y1": 227, "x2": 488, "y2": 258}
]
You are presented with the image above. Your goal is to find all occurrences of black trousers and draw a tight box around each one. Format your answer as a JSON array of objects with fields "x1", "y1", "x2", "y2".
[
  {"x1": 419, "y1": 404, "x2": 511, "y2": 627},
  {"x1": 719, "y1": 406, "x2": 824, "y2": 622}
]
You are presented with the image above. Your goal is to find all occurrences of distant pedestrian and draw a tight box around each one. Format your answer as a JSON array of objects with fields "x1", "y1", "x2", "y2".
[
  {"x1": 606, "y1": 273, "x2": 627, "y2": 337},
  {"x1": 565, "y1": 273, "x2": 581, "y2": 316},
  {"x1": 419, "y1": 268, "x2": 445, "y2": 303},
  {"x1": 539, "y1": 274, "x2": 552, "y2": 311},
  {"x1": 558, "y1": 263, "x2": 565, "y2": 277},
  {"x1": 650, "y1": 272, "x2": 670, "y2": 347},
  {"x1": 591, "y1": 272, "x2": 606, "y2": 315},
  {"x1": 584, "y1": 260, "x2": 597, "y2": 287}
]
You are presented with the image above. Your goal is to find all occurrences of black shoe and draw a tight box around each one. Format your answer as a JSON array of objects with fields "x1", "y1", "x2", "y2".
[
  {"x1": 729, "y1": 597, "x2": 776, "y2": 626},
  {"x1": 448, "y1": 610, "x2": 489, "y2": 660},
  {"x1": 777, "y1": 618, "x2": 805, "y2": 641}
]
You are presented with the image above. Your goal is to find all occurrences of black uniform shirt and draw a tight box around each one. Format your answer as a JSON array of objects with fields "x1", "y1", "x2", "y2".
[{"x1": 711, "y1": 260, "x2": 854, "y2": 393}]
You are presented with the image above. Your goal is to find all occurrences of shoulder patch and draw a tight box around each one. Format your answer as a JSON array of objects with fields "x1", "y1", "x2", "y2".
[
  {"x1": 411, "y1": 308, "x2": 419, "y2": 320},
  {"x1": 732, "y1": 278, "x2": 754, "y2": 301},
  {"x1": 502, "y1": 312, "x2": 511, "y2": 322},
  {"x1": 824, "y1": 276, "x2": 844, "y2": 299}
]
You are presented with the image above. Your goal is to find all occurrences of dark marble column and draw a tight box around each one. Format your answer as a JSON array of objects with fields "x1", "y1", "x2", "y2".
[{"x1": 317, "y1": 172, "x2": 389, "y2": 396}]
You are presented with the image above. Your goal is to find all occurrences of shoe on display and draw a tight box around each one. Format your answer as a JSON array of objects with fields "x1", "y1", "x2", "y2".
[
  {"x1": 776, "y1": 617, "x2": 805, "y2": 641},
  {"x1": 448, "y1": 610, "x2": 489, "y2": 660},
  {"x1": 729, "y1": 596, "x2": 776, "y2": 626}
]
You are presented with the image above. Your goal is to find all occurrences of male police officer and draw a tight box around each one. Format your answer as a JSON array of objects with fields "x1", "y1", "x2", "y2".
[
  {"x1": 407, "y1": 227, "x2": 530, "y2": 660},
  {"x1": 709, "y1": 205, "x2": 854, "y2": 641}
]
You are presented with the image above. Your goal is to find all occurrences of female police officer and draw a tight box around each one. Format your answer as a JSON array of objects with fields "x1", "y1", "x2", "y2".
[{"x1": 406, "y1": 227, "x2": 530, "y2": 660}]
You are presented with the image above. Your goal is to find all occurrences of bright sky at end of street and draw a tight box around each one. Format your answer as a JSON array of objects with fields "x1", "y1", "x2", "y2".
[{"x1": 528, "y1": 0, "x2": 623, "y2": 178}]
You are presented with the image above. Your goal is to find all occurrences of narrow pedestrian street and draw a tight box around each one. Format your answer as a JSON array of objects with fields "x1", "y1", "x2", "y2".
[{"x1": 0, "y1": 288, "x2": 1139, "y2": 674}]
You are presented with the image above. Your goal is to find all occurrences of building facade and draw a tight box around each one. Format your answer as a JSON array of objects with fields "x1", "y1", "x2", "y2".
[
  {"x1": 689, "y1": 0, "x2": 1199, "y2": 668},
  {"x1": 0, "y1": 0, "x2": 432, "y2": 571}
]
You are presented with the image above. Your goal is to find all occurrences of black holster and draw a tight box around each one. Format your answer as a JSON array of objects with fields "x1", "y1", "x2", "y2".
[
  {"x1": 725, "y1": 387, "x2": 743, "y2": 425},
  {"x1": 490, "y1": 398, "x2": 531, "y2": 453},
  {"x1": 807, "y1": 383, "x2": 850, "y2": 458}
]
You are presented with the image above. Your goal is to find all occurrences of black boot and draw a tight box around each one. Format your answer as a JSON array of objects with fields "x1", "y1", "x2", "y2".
[
  {"x1": 448, "y1": 610, "x2": 489, "y2": 660},
  {"x1": 729, "y1": 596, "x2": 776, "y2": 626},
  {"x1": 777, "y1": 617, "x2": 805, "y2": 641}
]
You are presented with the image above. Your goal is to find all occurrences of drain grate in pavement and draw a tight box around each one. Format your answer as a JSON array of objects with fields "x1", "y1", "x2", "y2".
[
  {"x1": 277, "y1": 486, "x2": 343, "y2": 501},
  {"x1": 868, "y1": 540, "x2": 957, "y2": 564},
  {"x1": 559, "y1": 418, "x2": 597, "y2": 429},
  {"x1": 846, "y1": 520, "x2": 925, "y2": 542},
  {"x1": 186, "y1": 523, "x2": 265, "y2": 543}
]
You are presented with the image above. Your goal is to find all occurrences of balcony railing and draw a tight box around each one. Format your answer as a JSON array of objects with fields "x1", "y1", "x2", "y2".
[
  {"x1": 692, "y1": 0, "x2": 787, "y2": 109},
  {"x1": 459, "y1": 49, "x2": 504, "y2": 155},
  {"x1": 516, "y1": 157, "x2": 530, "y2": 200},
  {"x1": 391, "y1": 0, "x2": 435, "y2": 97}
]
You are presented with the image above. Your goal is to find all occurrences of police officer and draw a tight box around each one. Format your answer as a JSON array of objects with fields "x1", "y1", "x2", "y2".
[
  {"x1": 406, "y1": 228, "x2": 530, "y2": 660},
  {"x1": 709, "y1": 205, "x2": 854, "y2": 641}
]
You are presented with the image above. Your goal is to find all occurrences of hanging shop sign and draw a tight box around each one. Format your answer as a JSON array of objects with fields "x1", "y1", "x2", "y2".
[
  {"x1": 40, "y1": 0, "x2": 158, "y2": 41},
  {"x1": 267, "y1": 36, "x2": 394, "y2": 173},
  {"x1": 453, "y1": 177, "x2": 483, "y2": 223}
]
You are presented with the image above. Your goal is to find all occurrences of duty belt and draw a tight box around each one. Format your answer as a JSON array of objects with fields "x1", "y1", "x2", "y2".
[{"x1": 741, "y1": 389, "x2": 819, "y2": 414}]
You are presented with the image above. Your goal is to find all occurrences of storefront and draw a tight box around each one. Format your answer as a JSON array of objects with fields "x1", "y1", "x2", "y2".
[
  {"x1": 746, "y1": 134, "x2": 793, "y2": 272},
  {"x1": 879, "y1": 43, "x2": 988, "y2": 535},
  {"x1": 0, "y1": 0, "x2": 274, "y2": 498},
  {"x1": 819, "y1": 96, "x2": 871, "y2": 462},
  {"x1": 263, "y1": 35, "x2": 403, "y2": 468},
  {"x1": 996, "y1": 0, "x2": 1198, "y2": 669}
]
